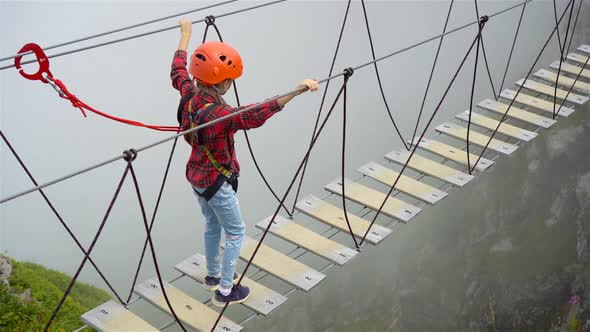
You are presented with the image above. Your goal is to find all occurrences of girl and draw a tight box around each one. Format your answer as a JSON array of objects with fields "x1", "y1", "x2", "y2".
[{"x1": 171, "y1": 18, "x2": 318, "y2": 306}]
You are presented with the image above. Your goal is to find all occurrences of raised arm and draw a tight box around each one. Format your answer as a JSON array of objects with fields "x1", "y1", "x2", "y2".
[{"x1": 170, "y1": 19, "x2": 195, "y2": 97}]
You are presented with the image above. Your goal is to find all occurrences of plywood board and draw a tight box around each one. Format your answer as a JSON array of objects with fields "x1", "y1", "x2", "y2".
[
  {"x1": 515, "y1": 78, "x2": 588, "y2": 105},
  {"x1": 384, "y1": 150, "x2": 474, "y2": 187},
  {"x1": 134, "y1": 278, "x2": 242, "y2": 332},
  {"x1": 567, "y1": 53, "x2": 590, "y2": 66},
  {"x1": 578, "y1": 45, "x2": 590, "y2": 53},
  {"x1": 233, "y1": 237, "x2": 326, "y2": 292},
  {"x1": 533, "y1": 69, "x2": 590, "y2": 94},
  {"x1": 357, "y1": 162, "x2": 447, "y2": 204},
  {"x1": 324, "y1": 178, "x2": 421, "y2": 223},
  {"x1": 549, "y1": 61, "x2": 590, "y2": 80},
  {"x1": 82, "y1": 300, "x2": 158, "y2": 332},
  {"x1": 455, "y1": 110, "x2": 537, "y2": 141},
  {"x1": 411, "y1": 137, "x2": 493, "y2": 172},
  {"x1": 295, "y1": 194, "x2": 392, "y2": 245},
  {"x1": 175, "y1": 254, "x2": 287, "y2": 315},
  {"x1": 435, "y1": 122, "x2": 518, "y2": 155},
  {"x1": 477, "y1": 98, "x2": 556, "y2": 128},
  {"x1": 500, "y1": 89, "x2": 575, "y2": 117},
  {"x1": 256, "y1": 215, "x2": 358, "y2": 265}
]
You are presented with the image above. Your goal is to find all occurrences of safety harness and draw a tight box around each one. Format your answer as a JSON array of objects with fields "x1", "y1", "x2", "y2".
[{"x1": 177, "y1": 93, "x2": 238, "y2": 201}]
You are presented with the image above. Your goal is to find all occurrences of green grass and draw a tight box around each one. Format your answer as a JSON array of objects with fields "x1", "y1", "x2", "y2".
[{"x1": 0, "y1": 258, "x2": 111, "y2": 331}]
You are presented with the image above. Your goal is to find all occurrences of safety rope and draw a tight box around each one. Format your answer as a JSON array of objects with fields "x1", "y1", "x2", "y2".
[
  {"x1": 498, "y1": 2, "x2": 527, "y2": 98},
  {"x1": 290, "y1": 0, "x2": 352, "y2": 215},
  {"x1": 471, "y1": 0, "x2": 574, "y2": 171},
  {"x1": 466, "y1": 18, "x2": 485, "y2": 175},
  {"x1": 565, "y1": 0, "x2": 584, "y2": 55},
  {"x1": 474, "y1": 0, "x2": 498, "y2": 99},
  {"x1": 0, "y1": 0, "x2": 238, "y2": 62},
  {"x1": 340, "y1": 68, "x2": 360, "y2": 250},
  {"x1": 0, "y1": 0, "x2": 287, "y2": 71},
  {"x1": 0, "y1": 0, "x2": 532, "y2": 206},
  {"x1": 553, "y1": 0, "x2": 565, "y2": 56},
  {"x1": 359, "y1": 16, "x2": 488, "y2": 246},
  {"x1": 410, "y1": 0, "x2": 455, "y2": 150},
  {"x1": 553, "y1": 0, "x2": 576, "y2": 119},
  {"x1": 360, "y1": 0, "x2": 409, "y2": 150}
]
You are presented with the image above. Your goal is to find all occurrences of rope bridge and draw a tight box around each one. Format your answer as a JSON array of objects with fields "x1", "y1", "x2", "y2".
[{"x1": 0, "y1": 0, "x2": 588, "y2": 331}]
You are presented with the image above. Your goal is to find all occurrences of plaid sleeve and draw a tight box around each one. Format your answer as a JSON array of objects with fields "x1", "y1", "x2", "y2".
[
  {"x1": 227, "y1": 99, "x2": 284, "y2": 131},
  {"x1": 170, "y1": 50, "x2": 195, "y2": 97}
]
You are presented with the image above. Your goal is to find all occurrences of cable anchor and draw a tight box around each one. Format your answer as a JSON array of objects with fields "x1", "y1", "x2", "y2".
[
  {"x1": 343, "y1": 67, "x2": 354, "y2": 78},
  {"x1": 123, "y1": 149, "x2": 138, "y2": 162},
  {"x1": 205, "y1": 15, "x2": 216, "y2": 26}
]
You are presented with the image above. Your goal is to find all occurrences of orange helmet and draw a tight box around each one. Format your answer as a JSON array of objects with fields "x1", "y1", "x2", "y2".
[{"x1": 189, "y1": 41, "x2": 243, "y2": 86}]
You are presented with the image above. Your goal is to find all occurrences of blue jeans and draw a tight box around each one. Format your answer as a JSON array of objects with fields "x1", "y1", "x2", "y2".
[{"x1": 193, "y1": 182, "x2": 245, "y2": 289}]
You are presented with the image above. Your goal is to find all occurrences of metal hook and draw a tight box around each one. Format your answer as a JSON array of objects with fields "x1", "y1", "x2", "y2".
[{"x1": 14, "y1": 43, "x2": 52, "y2": 83}]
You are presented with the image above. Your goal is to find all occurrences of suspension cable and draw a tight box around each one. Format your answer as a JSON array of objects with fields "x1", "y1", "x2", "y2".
[
  {"x1": 410, "y1": 0, "x2": 454, "y2": 150},
  {"x1": 498, "y1": 2, "x2": 527, "y2": 97},
  {"x1": 0, "y1": 0, "x2": 532, "y2": 205},
  {"x1": 565, "y1": 0, "x2": 584, "y2": 55},
  {"x1": 0, "y1": 0, "x2": 288, "y2": 71},
  {"x1": 474, "y1": 0, "x2": 498, "y2": 99},
  {"x1": 360, "y1": 0, "x2": 409, "y2": 150},
  {"x1": 290, "y1": 0, "x2": 352, "y2": 215},
  {"x1": 0, "y1": 0, "x2": 238, "y2": 62},
  {"x1": 471, "y1": 0, "x2": 573, "y2": 171},
  {"x1": 0, "y1": 129, "x2": 125, "y2": 304},
  {"x1": 359, "y1": 17, "x2": 486, "y2": 247},
  {"x1": 45, "y1": 163, "x2": 132, "y2": 331}
]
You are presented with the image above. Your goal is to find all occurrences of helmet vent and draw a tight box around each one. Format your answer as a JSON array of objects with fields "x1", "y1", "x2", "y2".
[
  {"x1": 227, "y1": 60, "x2": 232, "y2": 66},
  {"x1": 219, "y1": 55, "x2": 227, "y2": 62},
  {"x1": 195, "y1": 53, "x2": 206, "y2": 61}
]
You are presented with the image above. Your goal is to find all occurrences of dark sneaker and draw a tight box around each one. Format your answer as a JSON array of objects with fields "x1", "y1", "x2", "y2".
[
  {"x1": 202, "y1": 273, "x2": 240, "y2": 291},
  {"x1": 211, "y1": 285, "x2": 250, "y2": 307}
]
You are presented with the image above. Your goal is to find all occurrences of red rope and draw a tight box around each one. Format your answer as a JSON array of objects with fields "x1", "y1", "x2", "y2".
[{"x1": 14, "y1": 42, "x2": 179, "y2": 132}]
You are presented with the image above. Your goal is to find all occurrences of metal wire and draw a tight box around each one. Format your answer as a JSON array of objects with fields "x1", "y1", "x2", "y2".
[
  {"x1": 0, "y1": 0, "x2": 533, "y2": 205},
  {"x1": 0, "y1": 0, "x2": 239, "y2": 62}
]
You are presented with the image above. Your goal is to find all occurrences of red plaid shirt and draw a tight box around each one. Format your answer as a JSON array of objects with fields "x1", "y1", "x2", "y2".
[{"x1": 171, "y1": 50, "x2": 283, "y2": 188}]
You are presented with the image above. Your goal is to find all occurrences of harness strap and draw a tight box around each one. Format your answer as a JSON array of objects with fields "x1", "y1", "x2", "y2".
[{"x1": 179, "y1": 95, "x2": 238, "y2": 201}]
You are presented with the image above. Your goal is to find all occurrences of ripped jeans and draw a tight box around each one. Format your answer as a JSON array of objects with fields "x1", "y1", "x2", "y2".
[{"x1": 193, "y1": 181, "x2": 245, "y2": 290}]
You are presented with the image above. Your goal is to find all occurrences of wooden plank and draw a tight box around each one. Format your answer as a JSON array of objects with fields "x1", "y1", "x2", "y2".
[
  {"x1": 256, "y1": 215, "x2": 358, "y2": 266},
  {"x1": 384, "y1": 150, "x2": 474, "y2": 187},
  {"x1": 134, "y1": 278, "x2": 242, "y2": 332},
  {"x1": 500, "y1": 89, "x2": 575, "y2": 117},
  {"x1": 515, "y1": 78, "x2": 589, "y2": 105},
  {"x1": 567, "y1": 53, "x2": 590, "y2": 66},
  {"x1": 477, "y1": 98, "x2": 556, "y2": 128},
  {"x1": 410, "y1": 137, "x2": 494, "y2": 172},
  {"x1": 455, "y1": 110, "x2": 538, "y2": 141},
  {"x1": 232, "y1": 237, "x2": 326, "y2": 291},
  {"x1": 295, "y1": 194, "x2": 392, "y2": 245},
  {"x1": 533, "y1": 69, "x2": 590, "y2": 94},
  {"x1": 82, "y1": 300, "x2": 158, "y2": 332},
  {"x1": 357, "y1": 162, "x2": 447, "y2": 204},
  {"x1": 549, "y1": 61, "x2": 590, "y2": 81},
  {"x1": 324, "y1": 178, "x2": 421, "y2": 223},
  {"x1": 579, "y1": 45, "x2": 590, "y2": 54},
  {"x1": 435, "y1": 122, "x2": 518, "y2": 155},
  {"x1": 175, "y1": 254, "x2": 287, "y2": 315}
]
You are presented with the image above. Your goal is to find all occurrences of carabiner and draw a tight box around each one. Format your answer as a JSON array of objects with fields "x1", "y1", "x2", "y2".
[{"x1": 14, "y1": 43, "x2": 52, "y2": 83}]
